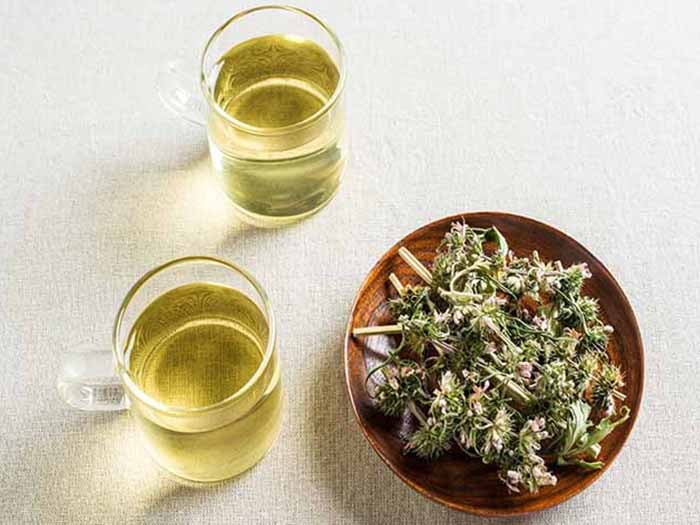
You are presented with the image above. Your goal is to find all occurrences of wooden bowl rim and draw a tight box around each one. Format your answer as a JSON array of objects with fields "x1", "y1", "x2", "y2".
[{"x1": 343, "y1": 211, "x2": 644, "y2": 516}]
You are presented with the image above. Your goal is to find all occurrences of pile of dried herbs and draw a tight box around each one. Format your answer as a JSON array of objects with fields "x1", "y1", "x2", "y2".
[{"x1": 353, "y1": 222, "x2": 629, "y2": 493}]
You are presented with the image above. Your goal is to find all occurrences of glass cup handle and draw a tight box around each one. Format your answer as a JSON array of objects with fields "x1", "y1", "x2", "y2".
[
  {"x1": 57, "y1": 343, "x2": 129, "y2": 411},
  {"x1": 156, "y1": 58, "x2": 207, "y2": 126}
]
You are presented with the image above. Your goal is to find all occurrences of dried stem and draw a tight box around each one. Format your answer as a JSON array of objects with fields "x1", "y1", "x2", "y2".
[
  {"x1": 388, "y1": 272, "x2": 405, "y2": 295},
  {"x1": 352, "y1": 324, "x2": 402, "y2": 337},
  {"x1": 407, "y1": 400, "x2": 428, "y2": 426},
  {"x1": 398, "y1": 247, "x2": 432, "y2": 284}
]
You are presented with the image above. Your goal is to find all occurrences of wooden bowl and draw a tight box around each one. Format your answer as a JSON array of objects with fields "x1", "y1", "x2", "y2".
[{"x1": 344, "y1": 212, "x2": 644, "y2": 516}]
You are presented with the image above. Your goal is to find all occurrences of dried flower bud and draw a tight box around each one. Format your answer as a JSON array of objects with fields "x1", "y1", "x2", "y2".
[
  {"x1": 492, "y1": 435, "x2": 504, "y2": 452},
  {"x1": 459, "y1": 429, "x2": 474, "y2": 449},
  {"x1": 506, "y1": 275, "x2": 523, "y2": 293},
  {"x1": 528, "y1": 416, "x2": 545, "y2": 432},
  {"x1": 532, "y1": 315, "x2": 549, "y2": 331},
  {"x1": 580, "y1": 263, "x2": 592, "y2": 279},
  {"x1": 505, "y1": 470, "x2": 522, "y2": 492},
  {"x1": 532, "y1": 464, "x2": 557, "y2": 486},
  {"x1": 517, "y1": 362, "x2": 533, "y2": 380},
  {"x1": 439, "y1": 371, "x2": 455, "y2": 392},
  {"x1": 479, "y1": 315, "x2": 499, "y2": 334},
  {"x1": 434, "y1": 311, "x2": 450, "y2": 324}
]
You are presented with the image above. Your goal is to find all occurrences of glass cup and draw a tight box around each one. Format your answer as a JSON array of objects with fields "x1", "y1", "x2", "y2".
[
  {"x1": 57, "y1": 257, "x2": 283, "y2": 482},
  {"x1": 158, "y1": 5, "x2": 347, "y2": 227}
]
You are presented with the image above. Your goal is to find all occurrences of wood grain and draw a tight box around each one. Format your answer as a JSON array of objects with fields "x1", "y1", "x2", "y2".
[{"x1": 344, "y1": 212, "x2": 644, "y2": 516}]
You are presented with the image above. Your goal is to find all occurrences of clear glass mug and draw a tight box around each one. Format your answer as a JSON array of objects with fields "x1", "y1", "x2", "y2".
[
  {"x1": 158, "y1": 5, "x2": 347, "y2": 227},
  {"x1": 57, "y1": 257, "x2": 283, "y2": 482}
]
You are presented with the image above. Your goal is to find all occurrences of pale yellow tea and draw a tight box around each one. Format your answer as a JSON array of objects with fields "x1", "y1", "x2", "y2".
[
  {"x1": 208, "y1": 34, "x2": 345, "y2": 225},
  {"x1": 126, "y1": 282, "x2": 282, "y2": 481},
  {"x1": 214, "y1": 35, "x2": 338, "y2": 128}
]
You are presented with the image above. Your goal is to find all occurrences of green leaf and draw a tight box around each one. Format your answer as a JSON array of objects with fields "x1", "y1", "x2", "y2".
[
  {"x1": 558, "y1": 400, "x2": 592, "y2": 456},
  {"x1": 557, "y1": 456, "x2": 604, "y2": 470},
  {"x1": 484, "y1": 227, "x2": 509, "y2": 257},
  {"x1": 583, "y1": 443, "x2": 602, "y2": 459},
  {"x1": 570, "y1": 406, "x2": 630, "y2": 456}
]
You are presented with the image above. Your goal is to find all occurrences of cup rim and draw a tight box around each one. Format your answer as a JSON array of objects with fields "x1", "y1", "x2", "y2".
[
  {"x1": 199, "y1": 4, "x2": 346, "y2": 136},
  {"x1": 112, "y1": 256, "x2": 276, "y2": 415}
]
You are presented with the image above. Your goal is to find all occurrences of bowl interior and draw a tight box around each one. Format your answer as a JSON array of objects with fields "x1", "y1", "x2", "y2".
[{"x1": 344, "y1": 212, "x2": 644, "y2": 516}]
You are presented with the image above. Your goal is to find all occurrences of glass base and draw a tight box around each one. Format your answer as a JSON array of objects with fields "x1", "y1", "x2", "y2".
[
  {"x1": 132, "y1": 381, "x2": 285, "y2": 482},
  {"x1": 226, "y1": 177, "x2": 343, "y2": 228},
  {"x1": 151, "y1": 421, "x2": 283, "y2": 484}
]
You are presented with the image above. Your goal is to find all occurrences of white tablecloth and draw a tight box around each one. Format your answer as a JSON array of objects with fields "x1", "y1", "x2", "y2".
[{"x1": 2, "y1": 1, "x2": 698, "y2": 523}]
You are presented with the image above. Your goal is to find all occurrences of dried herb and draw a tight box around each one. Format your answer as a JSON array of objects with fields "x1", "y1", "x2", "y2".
[{"x1": 353, "y1": 222, "x2": 629, "y2": 493}]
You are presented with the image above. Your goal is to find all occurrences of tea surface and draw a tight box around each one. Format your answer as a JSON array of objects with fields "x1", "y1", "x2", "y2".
[
  {"x1": 214, "y1": 34, "x2": 339, "y2": 128},
  {"x1": 128, "y1": 282, "x2": 266, "y2": 408}
]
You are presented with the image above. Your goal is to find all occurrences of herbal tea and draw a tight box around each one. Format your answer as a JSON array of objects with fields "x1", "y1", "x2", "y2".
[
  {"x1": 207, "y1": 33, "x2": 346, "y2": 225},
  {"x1": 126, "y1": 282, "x2": 282, "y2": 481}
]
